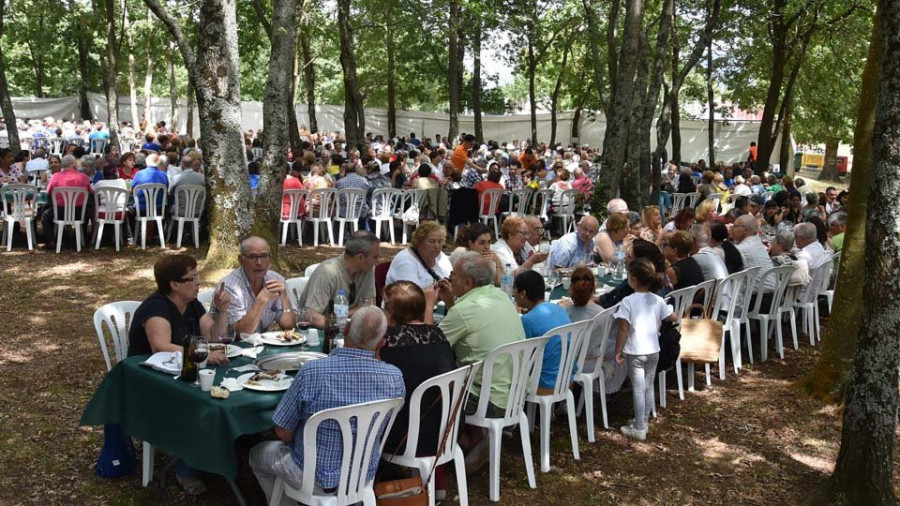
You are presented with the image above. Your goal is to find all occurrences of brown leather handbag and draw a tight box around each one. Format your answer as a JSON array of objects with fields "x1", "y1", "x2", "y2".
[{"x1": 678, "y1": 303, "x2": 724, "y2": 364}]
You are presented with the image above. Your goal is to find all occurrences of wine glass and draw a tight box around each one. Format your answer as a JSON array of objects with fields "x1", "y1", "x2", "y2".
[
  {"x1": 189, "y1": 336, "x2": 209, "y2": 387},
  {"x1": 219, "y1": 322, "x2": 236, "y2": 345},
  {"x1": 295, "y1": 307, "x2": 312, "y2": 342}
]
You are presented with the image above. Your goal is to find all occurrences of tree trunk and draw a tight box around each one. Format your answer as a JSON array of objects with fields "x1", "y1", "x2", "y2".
[
  {"x1": 143, "y1": 27, "x2": 155, "y2": 127},
  {"x1": 254, "y1": 0, "x2": 297, "y2": 253},
  {"x1": 447, "y1": 0, "x2": 461, "y2": 144},
  {"x1": 779, "y1": 102, "x2": 793, "y2": 174},
  {"x1": 624, "y1": 29, "x2": 649, "y2": 208},
  {"x1": 386, "y1": 0, "x2": 397, "y2": 140},
  {"x1": 706, "y1": 37, "x2": 714, "y2": 166},
  {"x1": 549, "y1": 45, "x2": 570, "y2": 148},
  {"x1": 129, "y1": 51, "x2": 140, "y2": 127},
  {"x1": 528, "y1": 40, "x2": 538, "y2": 147},
  {"x1": 337, "y1": 0, "x2": 364, "y2": 149},
  {"x1": 606, "y1": 0, "x2": 621, "y2": 99},
  {"x1": 26, "y1": 13, "x2": 46, "y2": 98},
  {"x1": 299, "y1": 22, "x2": 317, "y2": 135},
  {"x1": 0, "y1": 0, "x2": 19, "y2": 152},
  {"x1": 804, "y1": 8, "x2": 880, "y2": 404},
  {"x1": 571, "y1": 104, "x2": 582, "y2": 140},
  {"x1": 645, "y1": 0, "x2": 673, "y2": 204},
  {"x1": 472, "y1": 17, "x2": 483, "y2": 144},
  {"x1": 827, "y1": 5, "x2": 900, "y2": 500},
  {"x1": 582, "y1": 0, "x2": 608, "y2": 108},
  {"x1": 167, "y1": 43, "x2": 178, "y2": 133},
  {"x1": 186, "y1": 81, "x2": 195, "y2": 138},
  {"x1": 819, "y1": 138, "x2": 841, "y2": 181},
  {"x1": 598, "y1": 0, "x2": 645, "y2": 202},
  {"x1": 104, "y1": 0, "x2": 120, "y2": 146},
  {"x1": 76, "y1": 32, "x2": 93, "y2": 121}
]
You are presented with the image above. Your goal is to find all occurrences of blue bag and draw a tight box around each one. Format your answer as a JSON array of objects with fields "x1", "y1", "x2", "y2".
[{"x1": 95, "y1": 423, "x2": 137, "y2": 478}]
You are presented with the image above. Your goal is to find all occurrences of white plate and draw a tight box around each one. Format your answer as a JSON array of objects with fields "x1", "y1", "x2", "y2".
[
  {"x1": 237, "y1": 372, "x2": 294, "y2": 392},
  {"x1": 259, "y1": 331, "x2": 308, "y2": 347},
  {"x1": 209, "y1": 344, "x2": 242, "y2": 358}
]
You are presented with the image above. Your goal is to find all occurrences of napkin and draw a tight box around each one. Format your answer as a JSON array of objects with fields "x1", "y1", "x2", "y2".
[
  {"x1": 220, "y1": 377, "x2": 244, "y2": 392},
  {"x1": 142, "y1": 351, "x2": 182, "y2": 375},
  {"x1": 241, "y1": 333, "x2": 264, "y2": 346},
  {"x1": 241, "y1": 346, "x2": 264, "y2": 359}
]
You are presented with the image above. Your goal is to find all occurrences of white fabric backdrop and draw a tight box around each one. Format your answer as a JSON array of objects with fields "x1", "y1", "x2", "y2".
[{"x1": 11, "y1": 92, "x2": 788, "y2": 166}]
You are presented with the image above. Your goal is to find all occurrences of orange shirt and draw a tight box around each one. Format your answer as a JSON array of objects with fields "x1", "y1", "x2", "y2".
[
  {"x1": 519, "y1": 152, "x2": 538, "y2": 171},
  {"x1": 748, "y1": 146, "x2": 758, "y2": 163},
  {"x1": 451, "y1": 144, "x2": 469, "y2": 170}
]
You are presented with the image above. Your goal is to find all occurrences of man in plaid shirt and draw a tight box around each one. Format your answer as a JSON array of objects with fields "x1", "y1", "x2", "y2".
[{"x1": 249, "y1": 307, "x2": 405, "y2": 503}]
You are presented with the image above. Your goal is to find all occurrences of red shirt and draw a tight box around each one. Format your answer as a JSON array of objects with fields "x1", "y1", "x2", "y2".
[
  {"x1": 282, "y1": 176, "x2": 305, "y2": 218},
  {"x1": 474, "y1": 180, "x2": 504, "y2": 215},
  {"x1": 47, "y1": 168, "x2": 92, "y2": 207}
]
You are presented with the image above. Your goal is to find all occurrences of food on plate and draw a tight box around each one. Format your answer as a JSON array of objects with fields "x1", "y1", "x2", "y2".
[
  {"x1": 279, "y1": 329, "x2": 302, "y2": 342},
  {"x1": 246, "y1": 370, "x2": 285, "y2": 386},
  {"x1": 210, "y1": 386, "x2": 230, "y2": 399},
  {"x1": 209, "y1": 344, "x2": 227, "y2": 352}
]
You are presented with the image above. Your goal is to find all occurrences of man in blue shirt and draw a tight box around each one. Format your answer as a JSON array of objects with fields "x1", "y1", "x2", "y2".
[
  {"x1": 548, "y1": 215, "x2": 599, "y2": 269},
  {"x1": 249, "y1": 307, "x2": 405, "y2": 504},
  {"x1": 514, "y1": 270, "x2": 571, "y2": 393},
  {"x1": 131, "y1": 153, "x2": 169, "y2": 211}
]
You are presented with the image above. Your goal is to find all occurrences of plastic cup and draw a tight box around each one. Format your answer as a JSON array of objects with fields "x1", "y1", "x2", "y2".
[
  {"x1": 307, "y1": 328, "x2": 320, "y2": 346},
  {"x1": 199, "y1": 369, "x2": 215, "y2": 392},
  {"x1": 562, "y1": 277, "x2": 571, "y2": 290}
]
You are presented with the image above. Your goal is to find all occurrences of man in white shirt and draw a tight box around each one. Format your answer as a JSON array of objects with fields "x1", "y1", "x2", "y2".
[
  {"x1": 793, "y1": 223, "x2": 829, "y2": 270},
  {"x1": 732, "y1": 215, "x2": 775, "y2": 288},
  {"x1": 690, "y1": 224, "x2": 728, "y2": 282}
]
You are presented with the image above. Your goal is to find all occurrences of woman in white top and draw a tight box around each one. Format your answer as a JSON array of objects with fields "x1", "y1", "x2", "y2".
[
  {"x1": 593, "y1": 213, "x2": 629, "y2": 264},
  {"x1": 450, "y1": 222, "x2": 503, "y2": 285},
  {"x1": 385, "y1": 221, "x2": 453, "y2": 289},
  {"x1": 491, "y1": 215, "x2": 548, "y2": 275}
]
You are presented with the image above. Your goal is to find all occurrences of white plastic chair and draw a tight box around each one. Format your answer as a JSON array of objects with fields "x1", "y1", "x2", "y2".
[
  {"x1": 690, "y1": 174, "x2": 702, "y2": 186},
  {"x1": 280, "y1": 189, "x2": 307, "y2": 246},
  {"x1": 197, "y1": 288, "x2": 215, "y2": 311},
  {"x1": 382, "y1": 363, "x2": 482, "y2": 506},
  {"x1": 503, "y1": 189, "x2": 532, "y2": 218},
  {"x1": 553, "y1": 189, "x2": 579, "y2": 236},
  {"x1": 573, "y1": 305, "x2": 618, "y2": 440},
  {"x1": 478, "y1": 188, "x2": 505, "y2": 238},
  {"x1": 167, "y1": 184, "x2": 206, "y2": 248},
  {"x1": 285, "y1": 276, "x2": 309, "y2": 309},
  {"x1": 530, "y1": 189, "x2": 554, "y2": 223},
  {"x1": 90, "y1": 138, "x2": 108, "y2": 155},
  {"x1": 51, "y1": 186, "x2": 89, "y2": 253},
  {"x1": 729, "y1": 266, "x2": 761, "y2": 364},
  {"x1": 686, "y1": 191, "x2": 702, "y2": 209},
  {"x1": 1, "y1": 184, "x2": 38, "y2": 251},
  {"x1": 93, "y1": 301, "x2": 156, "y2": 487},
  {"x1": 371, "y1": 188, "x2": 401, "y2": 244},
  {"x1": 525, "y1": 321, "x2": 589, "y2": 473},
  {"x1": 334, "y1": 188, "x2": 367, "y2": 246},
  {"x1": 683, "y1": 278, "x2": 719, "y2": 391},
  {"x1": 657, "y1": 286, "x2": 696, "y2": 407},
  {"x1": 25, "y1": 166, "x2": 50, "y2": 189},
  {"x1": 793, "y1": 258, "x2": 833, "y2": 346},
  {"x1": 696, "y1": 268, "x2": 755, "y2": 383},
  {"x1": 395, "y1": 189, "x2": 427, "y2": 244},
  {"x1": 304, "y1": 263, "x2": 320, "y2": 277},
  {"x1": 270, "y1": 397, "x2": 405, "y2": 506},
  {"x1": 465, "y1": 336, "x2": 549, "y2": 502},
  {"x1": 705, "y1": 192, "x2": 723, "y2": 210},
  {"x1": 132, "y1": 183, "x2": 167, "y2": 249},
  {"x1": 49, "y1": 137, "x2": 66, "y2": 155},
  {"x1": 120, "y1": 138, "x2": 134, "y2": 153},
  {"x1": 305, "y1": 188, "x2": 337, "y2": 247},
  {"x1": 779, "y1": 284, "x2": 803, "y2": 351},
  {"x1": 670, "y1": 193, "x2": 690, "y2": 217},
  {"x1": 747, "y1": 265, "x2": 793, "y2": 361},
  {"x1": 92, "y1": 186, "x2": 129, "y2": 251},
  {"x1": 825, "y1": 251, "x2": 841, "y2": 313}
]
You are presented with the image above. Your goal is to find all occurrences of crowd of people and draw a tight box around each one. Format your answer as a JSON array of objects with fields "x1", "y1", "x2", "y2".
[{"x1": 31, "y1": 115, "x2": 847, "y2": 499}]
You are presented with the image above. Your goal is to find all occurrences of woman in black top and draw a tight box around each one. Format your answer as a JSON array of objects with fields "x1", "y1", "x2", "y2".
[
  {"x1": 663, "y1": 230, "x2": 705, "y2": 290},
  {"x1": 379, "y1": 281, "x2": 457, "y2": 493},
  {"x1": 709, "y1": 221, "x2": 745, "y2": 274},
  {"x1": 676, "y1": 171, "x2": 696, "y2": 194},
  {"x1": 127, "y1": 254, "x2": 231, "y2": 362},
  {"x1": 598, "y1": 238, "x2": 668, "y2": 307}
]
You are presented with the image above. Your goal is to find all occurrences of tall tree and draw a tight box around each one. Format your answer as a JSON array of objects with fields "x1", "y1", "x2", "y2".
[
  {"x1": 337, "y1": 0, "x2": 365, "y2": 148},
  {"x1": 805, "y1": 8, "x2": 879, "y2": 402},
  {"x1": 167, "y1": 42, "x2": 178, "y2": 132},
  {"x1": 385, "y1": 0, "x2": 397, "y2": 138},
  {"x1": 447, "y1": 0, "x2": 462, "y2": 143},
  {"x1": 826, "y1": 1, "x2": 900, "y2": 500},
  {"x1": 142, "y1": 18, "x2": 154, "y2": 127},
  {"x1": 145, "y1": 0, "x2": 252, "y2": 267},
  {"x1": 471, "y1": 15, "x2": 484, "y2": 143},
  {"x1": 298, "y1": 8, "x2": 317, "y2": 136},
  {"x1": 0, "y1": 0, "x2": 20, "y2": 152},
  {"x1": 104, "y1": 0, "x2": 120, "y2": 146},
  {"x1": 706, "y1": 36, "x2": 714, "y2": 166}
]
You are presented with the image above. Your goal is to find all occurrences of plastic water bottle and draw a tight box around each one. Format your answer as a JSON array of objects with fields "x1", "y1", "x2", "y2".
[
  {"x1": 500, "y1": 263, "x2": 515, "y2": 299},
  {"x1": 614, "y1": 251, "x2": 626, "y2": 279},
  {"x1": 335, "y1": 289, "x2": 349, "y2": 326}
]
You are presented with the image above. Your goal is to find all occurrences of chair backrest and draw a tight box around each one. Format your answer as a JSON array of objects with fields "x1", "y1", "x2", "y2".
[
  {"x1": 51, "y1": 187, "x2": 89, "y2": 223},
  {"x1": 285, "y1": 276, "x2": 308, "y2": 309},
  {"x1": 394, "y1": 363, "x2": 483, "y2": 466},
  {"x1": 197, "y1": 288, "x2": 215, "y2": 311},
  {"x1": 478, "y1": 188, "x2": 505, "y2": 217},
  {"x1": 689, "y1": 278, "x2": 718, "y2": 311},
  {"x1": 690, "y1": 174, "x2": 702, "y2": 186},
  {"x1": 281, "y1": 189, "x2": 307, "y2": 220},
  {"x1": 304, "y1": 263, "x2": 320, "y2": 277},
  {"x1": 50, "y1": 137, "x2": 66, "y2": 155},
  {"x1": 687, "y1": 192, "x2": 702, "y2": 208},
  {"x1": 90, "y1": 138, "x2": 108, "y2": 155},
  {"x1": 576, "y1": 305, "x2": 618, "y2": 373},
  {"x1": 251, "y1": 147, "x2": 264, "y2": 161},
  {"x1": 133, "y1": 183, "x2": 168, "y2": 218},
  {"x1": 534, "y1": 320, "x2": 590, "y2": 399},
  {"x1": 1, "y1": 184, "x2": 38, "y2": 220},
  {"x1": 712, "y1": 268, "x2": 756, "y2": 327},
  {"x1": 509, "y1": 188, "x2": 532, "y2": 215},
  {"x1": 532, "y1": 189, "x2": 555, "y2": 219},
  {"x1": 308, "y1": 188, "x2": 337, "y2": 219},
  {"x1": 172, "y1": 184, "x2": 206, "y2": 219},
  {"x1": 93, "y1": 187, "x2": 129, "y2": 220},
  {"x1": 800, "y1": 256, "x2": 833, "y2": 303},
  {"x1": 706, "y1": 193, "x2": 723, "y2": 208},
  {"x1": 472, "y1": 336, "x2": 550, "y2": 425},
  {"x1": 731, "y1": 266, "x2": 761, "y2": 318},
  {"x1": 749, "y1": 265, "x2": 793, "y2": 317},
  {"x1": 119, "y1": 138, "x2": 134, "y2": 153},
  {"x1": 371, "y1": 188, "x2": 401, "y2": 218},
  {"x1": 671, "y1": 193, "x2": 689, "y2": 213},
  {"x1": 666, "y1": 286, "x2": 697, "y2": 319},
  {"x1": 336, "y1": 188, "x2": 367, "y2": 220},
  {"x1": 299, "y1": 397, "x2": 405, "y2": 504},
  {"x1": 93, "y1": 301, "x2": 141, "y2": 371},
  {"x1": 397, "y1": 189, "x2": 427, "y2": 216},
  {"x1": 558, "y1": 189, "x2": 579, "y2": 216}
]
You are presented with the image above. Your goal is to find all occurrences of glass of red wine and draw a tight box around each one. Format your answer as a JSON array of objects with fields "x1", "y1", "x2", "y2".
[
  {"x1": 189, "y1": 336, "x2": 210, "y2": 387},
  {"x1": 295, "y1": 308, "x2": 312, "y2": 344}
]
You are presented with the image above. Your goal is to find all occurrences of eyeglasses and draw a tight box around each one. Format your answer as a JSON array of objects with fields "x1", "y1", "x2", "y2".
[
  {"x1": 180, "y1": 274, "x2": 200, "y2": 283},
  {"x1": 514, "y1": 229, "x2": 530, "y2": 237},
  {"x1": 242, "y1": 253, "x2": 271, "y2": 262}
]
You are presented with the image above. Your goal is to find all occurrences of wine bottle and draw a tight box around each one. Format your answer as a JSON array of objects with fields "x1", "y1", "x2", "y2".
[
  {"x1": 180, "y1": 337, "x2": 198, "y2": 383},
  {"x1": 323, "y1": 300, "x2": 338, "y2": 354}
]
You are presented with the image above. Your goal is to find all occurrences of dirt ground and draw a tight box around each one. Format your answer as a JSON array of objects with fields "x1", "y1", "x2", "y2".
[{"x1": 0, "y1": 222, "x2": 895, "y2": 505}]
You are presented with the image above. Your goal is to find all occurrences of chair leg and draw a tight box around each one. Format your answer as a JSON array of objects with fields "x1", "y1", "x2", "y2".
[
  {"x1": 517, "y1": 414, "x2": 537, "y2": 490},
  {"x1": 95, "y1": 222, "x2": 104, "y2": 249},
  {"x1": 327, "y1": 220, "x2": 335, "y2": 246},
  {"x1": 114, "y1": 222, "x2": 121, "y2": 252},
  {"x1": 140, "y1": 220, "x2": 147, "y2": 250},
  {"x1": 488, "y1": 427, "x2": 502, "y2": 502},
  {"x1": 659, "y1": 372, "x2": 667, "y2": 409},
  {"x1": 269, "y1": 477, "x2": 284, "y2": 506},
  {"x1": 313, "y1": 221, "x2": 320, "y2": 247},
  {"x1": 539, "y1": 401, "x2": 551, "y2": 472},
  {"x1": 338, "y1": 221, "x2": 346, "y2": 247},
  {"x1": 744, "y1": 320, "x2": 754, "y2": 365},
  {"x1": 788, "y1": 310, "x2": 799, "y2": 350},
  {"x1": 566, "y1": 390, "x2": 580, "y2": 461},
  {"x1": 141, "y1": 442, "x2": 154, "y2": 487},
  {"x1": 156, "y1": 218, "x2": 165, "y2": 248},
  {"x1": 581, "y1": 379, "x2": 596, "y2": 442},
  {"x1": 25, "y1": 219, "x2": 34, "y2": 251},
  {"x1": 453, "y1": 445, "x2": 469, "y2": 506},
  {"x1": 176, "y1": 221, "x2": 185, "y2": 248},
  {"x1": 705, "y1": 363, "x2": 712, "y2": 386},
  {"x1": 688, "y1": 363, "x2": 696, "y2": 392},
  {"x1": 56, "y1": 223, "x2": 63, "y2": 253},
  {"x1": 193, "y1": 221, "x2": 200, "y2": 248},
  {"x1": 675, "y1": 359, "x2": 684, "y2": 400},
  {"x1": 5, "y1": 220, "x2": 13, "y2": 252},
  {"x1": 598, "y1": 376, "x2": 609, "y2": 429}
]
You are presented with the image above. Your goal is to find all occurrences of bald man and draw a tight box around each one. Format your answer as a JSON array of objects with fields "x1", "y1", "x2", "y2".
[
  {"x1": 732, "y1": 215, "x2": 775, "y2": 288},
  {"x1": 548, "y1": 215, "x2": 599, "y2": 269}
]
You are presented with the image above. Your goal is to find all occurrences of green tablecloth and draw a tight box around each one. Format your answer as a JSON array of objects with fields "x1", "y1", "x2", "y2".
[
  {"x1": 549, "y1": 271, "x2": 622, "y2": 300},
  {"x1": 80, "y1": 341, "x2": 322, "y2": 479}
]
